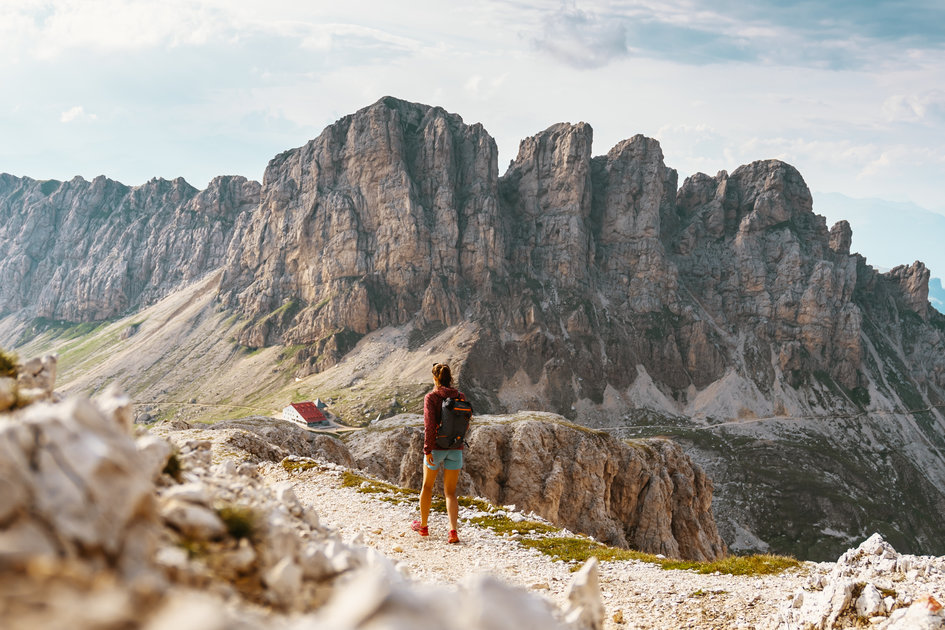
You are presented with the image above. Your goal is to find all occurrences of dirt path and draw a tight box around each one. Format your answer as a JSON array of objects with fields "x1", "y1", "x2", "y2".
[{"x1": 260, "y1": 462, "x2": 814, "y2": 630}]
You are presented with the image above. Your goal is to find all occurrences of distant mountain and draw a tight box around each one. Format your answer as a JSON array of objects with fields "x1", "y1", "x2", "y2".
[{"x1": 814, "y1": 192, "x2": 945, "y2": 312}]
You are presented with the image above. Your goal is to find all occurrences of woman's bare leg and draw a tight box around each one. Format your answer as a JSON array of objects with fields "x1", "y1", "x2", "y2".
[
  {"x1": 419, "y1": 462, "x2": 438, "y2": 527},
  {"x1": 443, "y1": 468, "x2": 460, "y2": 532}
]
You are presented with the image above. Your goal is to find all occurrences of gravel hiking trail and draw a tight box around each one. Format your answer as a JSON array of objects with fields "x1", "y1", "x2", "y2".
[{"x1": 260, "y1": 462, "x2": 812, "y2": 630}]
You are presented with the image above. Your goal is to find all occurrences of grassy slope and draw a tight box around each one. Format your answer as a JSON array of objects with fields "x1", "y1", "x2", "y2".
[{"x1": 1, "y1": 271, "x2": 476, "y2": 427}]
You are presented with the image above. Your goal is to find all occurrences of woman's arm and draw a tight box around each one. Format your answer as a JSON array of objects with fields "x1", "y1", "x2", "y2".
[{"x1": 422, "y1": 393, "x2": 438, "y2": 454}]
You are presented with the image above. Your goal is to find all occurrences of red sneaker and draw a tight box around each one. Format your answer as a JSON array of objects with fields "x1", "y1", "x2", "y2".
[
  {"x1": 411, "y1": 520, "x2": 429, "y2": 536},
  {"x1": 448, "y1": 529, "x2": 459, "y2": 544}
]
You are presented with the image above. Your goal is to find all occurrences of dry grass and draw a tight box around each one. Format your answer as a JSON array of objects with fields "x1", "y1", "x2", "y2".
[
  {"x1": 338, "y1": 470, "x2": 800, "y2": 576},
  {"x1": 0, "y1": 348, "x2": 17, "y2": 378}
]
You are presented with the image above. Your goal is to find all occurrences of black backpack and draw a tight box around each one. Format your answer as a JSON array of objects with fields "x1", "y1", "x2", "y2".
[{"x1": 435, "y1": 395, "x2": 473, "y2": 449}]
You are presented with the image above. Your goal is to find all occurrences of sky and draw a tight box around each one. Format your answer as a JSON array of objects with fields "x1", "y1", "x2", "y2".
[{"x1": 1, "y1": 0, "x2": 944, "y2": 214}]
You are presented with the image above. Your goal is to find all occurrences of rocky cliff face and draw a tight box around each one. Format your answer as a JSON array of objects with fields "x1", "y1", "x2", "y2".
[
  {"x1": 3, "y1": 96, "x2": 945, "y2": 559},
  {"x1": 0, "y1": 173, "x2": 259, "y2": 321},
  {"x1": 346, "y1": 414, "x2": 725, "y2": 561},
  {"x1": 216, "y1": 97, "x2": 504, "y2": 368}
]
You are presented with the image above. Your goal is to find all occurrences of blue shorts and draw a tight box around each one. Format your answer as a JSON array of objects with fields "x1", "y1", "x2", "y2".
[{"x1": 426, "y1": 449, "x2": 463, "y2": 470}]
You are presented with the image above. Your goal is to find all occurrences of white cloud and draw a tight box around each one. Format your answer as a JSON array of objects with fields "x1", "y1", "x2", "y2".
[
  {"x1": 60, "y1": 106, "x2": 96, "y2": 123},
  {"x1": 531, "y1": 4, "x2": 629, "y2": 68},
  {"x1": 298, "y1": 23, "x2": 423, "y2": 54},
  {"x1": 883, "y1": 90, "x2": 945, "y2": 123},
  {"x1": 0, "y1": 1, "x2": 435, "y2": 63},
  {"x1": 656, "y1": 122, "x2": 717, "y2": 139},
  {"x1": 464, "y1": 75, "x2": 483, "y2": 96}
]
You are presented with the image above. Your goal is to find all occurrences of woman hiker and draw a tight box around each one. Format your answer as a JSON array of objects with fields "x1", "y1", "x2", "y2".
[{"x1": 411, "y1": 362, "x2": 466, "y2": 544}]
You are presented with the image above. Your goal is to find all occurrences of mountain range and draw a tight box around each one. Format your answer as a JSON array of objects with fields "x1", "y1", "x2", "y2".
[
  {"x1": 1, "y1": 96, "x2": 943, "y2": 561},
  {"x1": 815, "y1": 192, "x2": 945, "y2": 311}
]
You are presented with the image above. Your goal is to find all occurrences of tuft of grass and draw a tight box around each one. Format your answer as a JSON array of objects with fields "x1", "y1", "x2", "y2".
[
  {"x1": 217, "y1": 504, "x2": 259, "y2": 540},
  {"x1": 520, "y1": 536, "x2": 653, "y2": 567},
  {"x1": 178, "y1": 538, "x2": 208, "y2": 559},
  {"x1": 458, "y1": 496, "x2": 496, "y2": 512},
  {"x1": 341, "y1": 471, "x2": 365, "y2": 488},
  {"x1": 282, "y1": 458, "x2": 321, "y2": 473},
  {"x1": 521, "y1": 536, "x2": 800, "y2": 576},
  {"x1": 0, "y1": 348, "x2": 18, "y2": 378},
  {"x1": 342, "y1": 471, "x2": 419, "y2": 498},
  {"x1": 661, "y1": 554, "x2": 801, "y2": 575},
  {"x1": 469, "y1": 514, "x2": 558, "y2": 536}
]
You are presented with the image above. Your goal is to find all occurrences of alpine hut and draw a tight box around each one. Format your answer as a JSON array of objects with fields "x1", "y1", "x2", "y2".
[{"x1": 282, "y1": 401, "x2": 328, "y2": 427}]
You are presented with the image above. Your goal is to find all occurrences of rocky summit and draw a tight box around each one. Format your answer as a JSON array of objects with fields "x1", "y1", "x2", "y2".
[{"x1": 1, "y1": 96, "x2": 944, "y2": 560}]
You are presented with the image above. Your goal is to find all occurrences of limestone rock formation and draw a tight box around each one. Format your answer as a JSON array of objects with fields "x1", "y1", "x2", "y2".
[
  {"x1": 204, "y1": 416, "x2": 354, "y2": 467},
  {"x1": 346, "y1": 413, "x2": 726, "y2": 561},
  {"x1": 780, "y1": 533, "x2": 945, "y2": 629},
  {"x1": 217, "y1": 97, "x2": 503, "y2": 367},
  {"x1": 0, "y1": 353, "x2": 58, "y2": 412},
  {"x1": 0, "y1": 173, "x2": 259, "y2": 320}
]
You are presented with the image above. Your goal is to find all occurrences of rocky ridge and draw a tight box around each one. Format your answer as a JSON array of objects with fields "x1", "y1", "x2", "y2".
[
  {"x1": 0, "y1": 172, "x2": 259, "y2": 321},
  {"x1": 5, "y1": 97, "x2": 942, "y2": 416}
]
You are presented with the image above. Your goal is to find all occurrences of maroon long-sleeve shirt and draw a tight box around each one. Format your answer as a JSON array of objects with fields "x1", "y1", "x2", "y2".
[{"x1": 423, "y1": 385, "x2": 464, "y2": 454}]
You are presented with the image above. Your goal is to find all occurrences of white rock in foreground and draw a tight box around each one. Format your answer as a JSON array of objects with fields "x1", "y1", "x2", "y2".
[{"x1": 780, "y1": 533, "x2": 945, "y2": 629}]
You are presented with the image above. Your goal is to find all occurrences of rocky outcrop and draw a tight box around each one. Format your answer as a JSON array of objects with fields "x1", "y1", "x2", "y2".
[
  {"x1": 671, "y1": 160, "x2": 863, "y2": 390},
  {"x1": 0, "y1": 353, "x2": 58, "y2": 412},
  {"x1": 0, "y1": 173, "x2": 259, "y2": 320},
  {"x1": 346, "y1": 413, "x2": 726, "y2": 561},
  {"x1": 780, "y1": 533, "x2": 945, "y2": 629},
  {"x1": 205, "y1": 416, "x2": 355, "y2": 467},
  {"x1": 217, "y1": 97, "x2": 503, "y2": 368}
]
